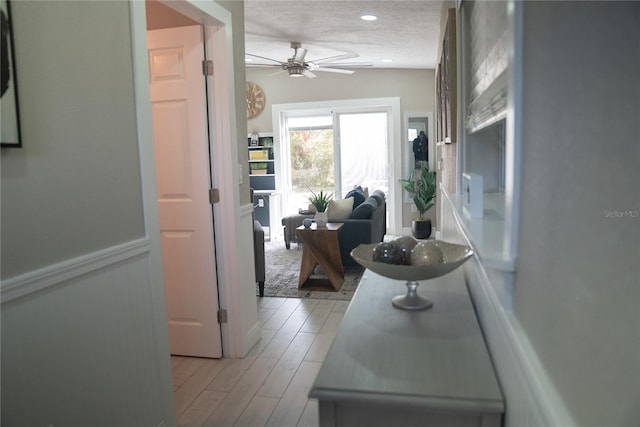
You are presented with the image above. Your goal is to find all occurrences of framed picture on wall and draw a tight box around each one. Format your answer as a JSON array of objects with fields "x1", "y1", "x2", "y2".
[
  {"x1": 1, "y1": 0, "x2": 22, "y2": 148},
  {"x1": 435, "y1": 64, "x2": 442, "y2": 143}
]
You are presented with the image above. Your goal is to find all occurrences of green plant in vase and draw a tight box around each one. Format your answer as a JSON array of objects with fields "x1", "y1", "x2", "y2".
[
  {"x1": 400, "y1": 161, "x2": 436, "y2": 239},
  {"x1": 308, "y1": 189, "x2": 333, "y2": 227},
  {"x1": 262, "y1": 137, "x2": 274, "y2": 159}
]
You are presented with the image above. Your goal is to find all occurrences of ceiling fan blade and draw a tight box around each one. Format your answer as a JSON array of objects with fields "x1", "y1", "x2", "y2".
[
  {"x1": 269, "y1": 69, "x2": 287, "y2": 77},
  {"x1": 249, "y1": 66, "x2": 285, "y2": 72},
  {"x1": 246, "y1": 63, "x2": 283, "y2": 68},
  {"x1": 293, "y1": 48, "x2": 308, "y2": 64},
  {"x1": 303, "y1": 70, "x2": 317, "y2": 79},
  {"x1": 309, "y1": 53, "x2": 358, "y2": 64},
  {"x1": 320, "y1": 62, "x2": 374, "y2": 68},
  {"x1": 314, "y1": 67, "x2": 355, "y2": 75},
  {"x1": 245, "y1": 52, "x2": 285, "y2": 64}
]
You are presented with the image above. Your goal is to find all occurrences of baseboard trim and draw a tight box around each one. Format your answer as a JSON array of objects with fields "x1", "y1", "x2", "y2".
[
  {"x1": 245, "y1": 319, "x2": 262, "y2": 355},
  {"x1": 1, "y1": 238, "x2": 151, "y2": 304}
]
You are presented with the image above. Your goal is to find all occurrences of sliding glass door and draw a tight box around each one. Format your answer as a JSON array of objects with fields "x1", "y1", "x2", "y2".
[{"x1": 281, "y1": 110, "x2": 389, "y2": 215}]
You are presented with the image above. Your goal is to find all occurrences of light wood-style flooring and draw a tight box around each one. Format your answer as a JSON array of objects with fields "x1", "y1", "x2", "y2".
[{"x1": 170, "y1": 297, "x2": 348, "y2": 427}]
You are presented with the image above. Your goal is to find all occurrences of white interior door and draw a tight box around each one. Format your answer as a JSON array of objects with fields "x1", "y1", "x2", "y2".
[{"x1": 147, "y1": 25, "x2": 222, "y2": 358}]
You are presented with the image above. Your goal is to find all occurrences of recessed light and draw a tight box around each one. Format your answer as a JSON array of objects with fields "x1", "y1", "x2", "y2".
[
  {"x1": 360, "y1": 14, "x2": 377, "y2": 21},
  {"x1": 382, "y1": 59, "x2": 393, "y2": 63}
]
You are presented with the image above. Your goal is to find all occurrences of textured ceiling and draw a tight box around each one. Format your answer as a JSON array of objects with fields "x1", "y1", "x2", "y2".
[{"x1": 244, "y1": 1, "x2": 446, "y2": 70}]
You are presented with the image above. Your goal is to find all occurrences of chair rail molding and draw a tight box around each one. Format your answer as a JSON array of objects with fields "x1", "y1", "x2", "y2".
[{"x1": 1, "y1": 238, "x2": 150, "y2": 304}]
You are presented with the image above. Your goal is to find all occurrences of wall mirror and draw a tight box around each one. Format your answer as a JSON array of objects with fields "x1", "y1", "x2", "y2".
[{"x1": 403, "y1": 112, "x2": 434, "y2": 202}]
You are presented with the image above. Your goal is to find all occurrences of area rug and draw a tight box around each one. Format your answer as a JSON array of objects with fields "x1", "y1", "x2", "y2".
[{"x1": 259, "y1": 238, "x2": 364, "y2": 300}]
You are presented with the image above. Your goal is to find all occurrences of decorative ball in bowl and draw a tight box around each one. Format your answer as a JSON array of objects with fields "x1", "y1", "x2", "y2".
[{"x1": 350, "y1": 239, "x2": 473, "y2": 310}]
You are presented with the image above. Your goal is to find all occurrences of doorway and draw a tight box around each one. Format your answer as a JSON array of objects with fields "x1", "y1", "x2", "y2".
[
  {"x1": 137, "y1": 0, "x2": 260, "y2": 361},
  {"x1": 273, "y1": 97, "x2": 402, "y2": 235},
  {"x1": 132, "y1": 1, "x2": 257, "y2": 422},
  {"x1": 403, "y1": 112, "x2": 435, "y2": 227},
  {"x1": 282, "y1": 111, "x2": 389, "y2": 215}
]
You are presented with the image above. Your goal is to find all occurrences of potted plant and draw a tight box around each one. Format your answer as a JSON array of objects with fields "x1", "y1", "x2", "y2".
[
  {"x1": 262, "y1": 137, "x2": 274, "y2": 159},
  {"x1": 308, "y1": 189, "x2": 333, "y2": 227},
  {"x1": 250, "y1": 162, "x2": 268, "y2": 175},
  {"x1": 400, "y1": 161, "x2": 436, "y2": 239}
]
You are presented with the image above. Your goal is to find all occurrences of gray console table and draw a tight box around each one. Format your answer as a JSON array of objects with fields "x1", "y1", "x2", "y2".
[{"x1": 309, "y1": 269, "x2": 504, "y2": 426}]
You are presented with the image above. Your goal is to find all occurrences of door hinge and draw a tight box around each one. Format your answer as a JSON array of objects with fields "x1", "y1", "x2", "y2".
[
  {"x1": 202, "y1": 59, "x2": 214, "y2": 76},
  {"x1": 217, "y1": 309, "x2": 228, "y2": 324},
  {"x1": 209, "y1": 188, "x2": 220, "y2": 204}
]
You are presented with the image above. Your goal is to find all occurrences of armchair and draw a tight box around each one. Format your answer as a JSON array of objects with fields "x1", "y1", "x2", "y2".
[
  {"x1": 254, "y1": 220, "x2": 265, "y2": 297},
  {"x1": 251, "y1": 188, "x2": 266, "y2": 297}
]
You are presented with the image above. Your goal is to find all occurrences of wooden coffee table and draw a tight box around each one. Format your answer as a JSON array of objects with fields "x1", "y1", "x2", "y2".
[{"x1": 295, "y1": 223, "x2": 344, "y2": 291}]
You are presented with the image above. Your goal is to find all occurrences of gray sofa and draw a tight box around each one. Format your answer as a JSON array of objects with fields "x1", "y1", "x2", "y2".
[
  {"x1": 329, "y1": 189, "x2": 386, "y2": 266},
  {"x1": 280, "y1": 189, "x2": 386, "y2": 266}
]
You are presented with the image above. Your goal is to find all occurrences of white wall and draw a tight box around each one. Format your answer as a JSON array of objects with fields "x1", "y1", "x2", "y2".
[
  {"x1": 514, "y1": 2, "x2": 639, "y2": 426},
  {"x1": 247, "y1": 68, "x2": 434, "y2": 132},
  {"x1": 1, "y1": 1, "x2": 174, "y2": 426},
  {"x1": 446, "y1": 2, "x2": 639, "y2": 426},
  {"x1": 1, "y1": 1, "x2": 145, "y2": 279},
  {"x1": 246, "y1": 68, "x2": 435, "y2": 228},
  {"x1": 214, "y1": 0, "x2": 251, "y2": 206}
]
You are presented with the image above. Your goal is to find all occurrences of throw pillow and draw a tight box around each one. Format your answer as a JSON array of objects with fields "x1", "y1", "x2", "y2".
[
  {"x1": 344, "y1": 186, "x2": 366, "y2": 208},
  {"x1": 327, "y1": 197, "x2": 354, "y2": 220},
  {"x1": 351, "y1": 198, "x2": 377, "y2": 219},
  {"x1": 370, "y1": 190, "x2": 385, "y2": 206}
]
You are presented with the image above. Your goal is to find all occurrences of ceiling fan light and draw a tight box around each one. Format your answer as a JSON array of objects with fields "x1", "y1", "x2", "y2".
[{"x1": 289, "y1": 68, "x2": 304, "y2": 77}]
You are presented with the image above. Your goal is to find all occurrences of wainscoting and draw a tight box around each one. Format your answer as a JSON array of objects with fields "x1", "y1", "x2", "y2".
[
  {"x1": 1, "y1": 239, "x2": 172, "y2": 426},
  {"x1": 440, "y1": 192, "x2": 574, "y2": 426}
]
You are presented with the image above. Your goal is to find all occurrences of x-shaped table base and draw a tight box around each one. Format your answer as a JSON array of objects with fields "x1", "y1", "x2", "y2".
[{"x1": 296, "y1": 223, "x2": 344, "y2": 291}]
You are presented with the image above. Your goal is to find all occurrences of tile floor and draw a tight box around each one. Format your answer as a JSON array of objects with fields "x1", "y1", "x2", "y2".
[{"x1": 170, "y1": 297, "x2": 348, "y2": 427}]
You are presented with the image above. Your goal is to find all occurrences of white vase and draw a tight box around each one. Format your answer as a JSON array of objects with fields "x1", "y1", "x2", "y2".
[{"x1": 314, "y1": 211, "x2": 328, "y2": 227}]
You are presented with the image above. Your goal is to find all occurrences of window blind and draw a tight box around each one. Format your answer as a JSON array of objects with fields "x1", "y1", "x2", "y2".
[{"x1": 463, "y1": 0, "x2": 509, "y2": 133}]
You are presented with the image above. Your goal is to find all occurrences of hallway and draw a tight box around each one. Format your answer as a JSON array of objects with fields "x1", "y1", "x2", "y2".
[{"x1": 171, "y1": 297, "x2": 348, "y2": 426}]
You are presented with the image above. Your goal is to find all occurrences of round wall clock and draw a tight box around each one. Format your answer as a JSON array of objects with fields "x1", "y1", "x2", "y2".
[{"x1": 246, "y1": 82, "x2": 266, "y2": 119}]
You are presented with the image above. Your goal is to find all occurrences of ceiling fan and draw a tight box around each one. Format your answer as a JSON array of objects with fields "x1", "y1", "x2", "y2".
[{"x1": 245, "y1": 41, "x2": 372, "y2": 78}]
